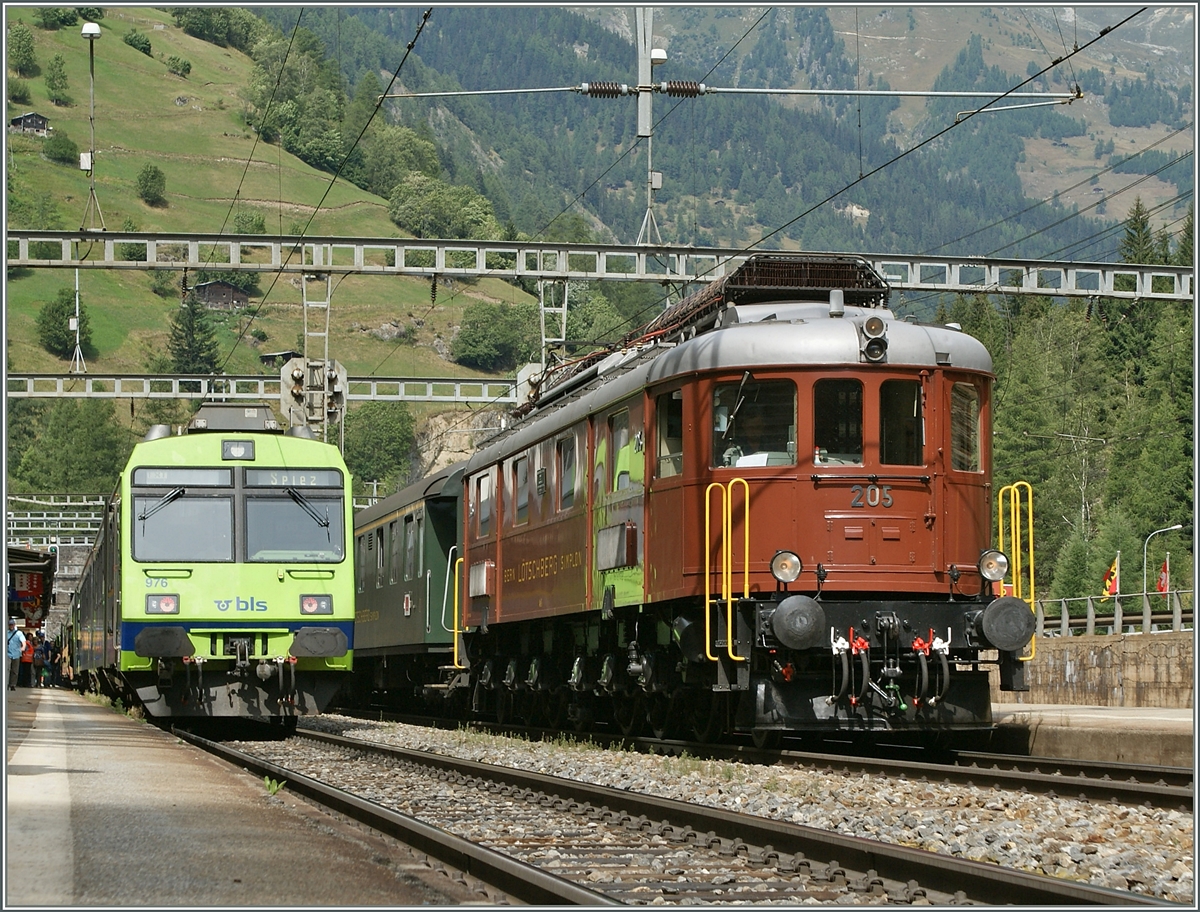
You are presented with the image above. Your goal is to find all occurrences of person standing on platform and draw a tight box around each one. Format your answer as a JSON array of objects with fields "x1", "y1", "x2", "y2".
[
  {"x1": 33, "y1": 634, "x2": 52, "y2": 688},
  {"x1": 19, "y1": 630, "x2": 35, "y2": 687},
  {"x1": 7, "y1": 618, "x2": 26, "y2": 691}
]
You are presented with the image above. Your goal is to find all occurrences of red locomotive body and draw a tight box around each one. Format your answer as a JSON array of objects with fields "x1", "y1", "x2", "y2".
[{"x1": 448, "y1": 256, "x2": 1032, "y2": 742}]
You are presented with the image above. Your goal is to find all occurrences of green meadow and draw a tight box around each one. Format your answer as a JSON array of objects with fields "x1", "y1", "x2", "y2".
[{"x1": 6, "y1": 8, "x2": 532, "y2": 381}]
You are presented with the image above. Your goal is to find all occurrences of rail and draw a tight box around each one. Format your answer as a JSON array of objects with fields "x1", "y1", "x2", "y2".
[
  {"x1": 1034, "y1": 591, "x2": 1194, "y2": 636},
  {"x1": 6, "y1": 230, "x2": 1194, "y2": 300}
]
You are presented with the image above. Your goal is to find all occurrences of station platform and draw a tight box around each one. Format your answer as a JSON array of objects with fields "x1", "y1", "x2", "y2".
[
  {"x1": 3, "y1": 687, "x2": 483, "y2": 906},
  {"x1": 992, "y1": 702, "x2": 1194, "y2": 767}
]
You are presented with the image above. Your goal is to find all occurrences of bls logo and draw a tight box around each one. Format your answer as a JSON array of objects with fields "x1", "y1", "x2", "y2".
[{"x1": 215, "y1": 596, "x2": 268, "y2": 612}]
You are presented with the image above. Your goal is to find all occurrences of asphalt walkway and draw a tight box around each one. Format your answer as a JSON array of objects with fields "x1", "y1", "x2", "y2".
[{"x1": 4, "y1": 687, "x2": 485, "y2": 906}]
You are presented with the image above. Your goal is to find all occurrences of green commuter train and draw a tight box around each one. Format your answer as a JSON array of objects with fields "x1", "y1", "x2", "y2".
[{"x1": 71, "y1": 403, "x2": 355, "y2": 723}]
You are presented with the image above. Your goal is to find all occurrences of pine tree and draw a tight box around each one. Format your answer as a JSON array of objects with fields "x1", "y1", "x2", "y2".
[
  {"x1": 1172, "y1": 204, "x2": 1193, "y2": 266},
  {"x1": 1118, "y1": 196, "x2": 1158, "y2": 264},
  {"x1": 167, "y1": 294, "x2": 220, "y2": 374}
]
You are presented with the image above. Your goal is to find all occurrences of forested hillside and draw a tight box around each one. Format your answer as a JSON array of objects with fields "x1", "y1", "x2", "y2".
[
  {"x1": 252, "y1": 6, "x2": 1191, "y2": 258},
  {"x1": 5, "y1": 7, "x2": 1193, "y2": 600}
]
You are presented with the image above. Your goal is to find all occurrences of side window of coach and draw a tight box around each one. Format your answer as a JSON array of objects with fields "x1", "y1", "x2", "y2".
[
  {"x1": 950, "y1": 382, "x2": 982, "y2": 472},
  {"x1": 356, "y1": 535, "x2": 366, "y2": 593},
  {"x1": 474, "y1": 473, "x2": 493, "y2": 538},
  {"x1": 513, "y1": 455, "x2": 530, "y2": 525},
  {"x1": 656, "y1": 391, "x2": 684, "y2": 478},
  {"x1": 558, "y1": 436, "x2": 576, "y2": 510},
  {"x1": 610, "y1": 410, "x2": 632, "y2": 491},
  {"x1": 389, "y1": 520, "x2": 400, "y2": 585}
]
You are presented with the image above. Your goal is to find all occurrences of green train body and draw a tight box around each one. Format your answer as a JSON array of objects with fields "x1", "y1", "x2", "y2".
[
  {"x1": 347, "y1": 463, "x2": 464, "y2": 708},
  {"x1": 71, "y1": 404, "x2": 354, "y2": 720}
]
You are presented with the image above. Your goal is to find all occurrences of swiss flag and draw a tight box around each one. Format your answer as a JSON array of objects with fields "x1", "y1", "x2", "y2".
[{"x1": 1157, "y1": 560, "x2": 1169, "y2": 593}]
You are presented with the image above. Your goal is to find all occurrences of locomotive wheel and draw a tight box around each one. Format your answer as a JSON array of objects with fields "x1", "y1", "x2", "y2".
[
  {"x1": 689, "y1": 689, "x2": 728, "y2": 743},
  {"x1": 611, "y1": 693, "x2": 644, "y2": 737},
  {"x1": 648, "y1": 692, "x2": 682, "y2": 740},
  {"x1": 543, "y1": 689, "x2": 570, "y2": 729},
  {"x1": 751, "y1": 728, "x2": 783, "y2": 750},
  {"x1": 518, "y1": 690, "x2": 541, "y2": 727},
  {"x1": 495, "y1": 689, "x2": 515, "y2": 725}
]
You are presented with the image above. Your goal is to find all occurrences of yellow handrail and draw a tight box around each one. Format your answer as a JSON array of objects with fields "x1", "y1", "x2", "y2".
[
  {"x1": 703, "y1": 482, "x2": 724, "y2": 662},
  {"x1": 997, "y1": 481, "x2": 1035, "y2": 661},
  {"x1": 452, "y1": 556, "x2": 466, "y2": 669},
  {"x1": 704, "y1": 479, "x2": 748, "y2": 663},
  {"x1": 727, "y1": 478, "x2": 749, "y2": 662}
]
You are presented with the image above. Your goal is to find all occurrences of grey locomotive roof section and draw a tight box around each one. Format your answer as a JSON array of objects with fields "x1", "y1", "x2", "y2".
[
  {"x1": 356, "y1": 460, "x2": 466, "y2": 527},
  {"x1": 649, "y1": 303, "x2": 993, "y2": 379},
  {"x1": 465, "y1": 305, "x2": 992, "y2": 474}
]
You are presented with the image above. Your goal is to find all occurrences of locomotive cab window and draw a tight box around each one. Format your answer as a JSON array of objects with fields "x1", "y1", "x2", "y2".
[
  {"x1": 879, "y1": 379, "x2": 924, "y2": 466},
  {"x1": 951, "y1": 382, "x2": 982, "y2": 472},
  {"x1": 813, "y1": 379, "x2": 863, "y2": 465},
  {"x1": 558, "y1": 436, "x2": 576, "y2": 511},
  {"x1": 656, "y1": 391, "x2": 684, "y2": 478},
  {"x1": 132, "y1": 492, "x2": 233, "y2": 562},
  {"x1": 712, "y1": 379, "x2": 796, "y2": 468},
  {"x1": 244, "y1": 468, "x2": 345, "y2": 563}
]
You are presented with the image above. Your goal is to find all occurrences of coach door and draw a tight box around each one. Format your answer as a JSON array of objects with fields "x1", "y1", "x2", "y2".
[
  {"x1": 645, "y1": 387, "x2": 688, "y2": 602},
  {"x1": 939, "y1": 373, "x2": 992, "y2": 578},
  {"x1": 591, "y1": 397, "x2": 645, "y2": 612}
]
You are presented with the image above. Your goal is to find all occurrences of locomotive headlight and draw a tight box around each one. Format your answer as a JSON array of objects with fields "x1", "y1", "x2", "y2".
[
  {"x1": 863, "y1": 315, "x2": 886, "y2": 338},
  {"x1": 978, "y1": 549, "x2": 1010, "y2": 582},
  {"x1": 863, "y1": 337, "x2": 888, "y2": 362},
  {"x1": 300, "y1": 594, "x2": 333, "y2": 615},
  {"x1": 770, "y1": 550, "x2": 803, "y2": 584},
  {"x1": 146, "y1": 594, "x2": 180, "y2": 614}
]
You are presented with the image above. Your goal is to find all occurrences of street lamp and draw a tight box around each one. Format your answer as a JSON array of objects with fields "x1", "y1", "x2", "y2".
[
  {"x1": 74, "y1": 21, "x2": 103, "y2": 375},
  {"x1": 1143, "y1": 523, "x2": 1183, "y2": 595},
  {"x1": 80, "y1": 20, "x2": 104, "y2": 231}
]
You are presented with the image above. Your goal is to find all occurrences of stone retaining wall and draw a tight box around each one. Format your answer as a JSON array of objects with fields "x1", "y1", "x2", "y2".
[{"x1": 989, "y1": 632, "x2": 1194, "y2": 708}]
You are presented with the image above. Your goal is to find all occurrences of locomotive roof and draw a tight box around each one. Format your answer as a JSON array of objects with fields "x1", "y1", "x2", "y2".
[
  {"x1": 355, "y1": 460, "x2": 466, "y2": 528},
  {"x1": 465, "y1": 302, "x2": 992, "y2": 474}
]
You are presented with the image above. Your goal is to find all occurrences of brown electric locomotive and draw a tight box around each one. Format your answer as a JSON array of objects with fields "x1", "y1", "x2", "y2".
[{"x1": 361, "y1": 254, "x2": 1035, "y2": 745}]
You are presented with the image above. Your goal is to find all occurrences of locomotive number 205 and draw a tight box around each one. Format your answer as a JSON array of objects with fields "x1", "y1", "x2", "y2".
[{"x1": 850, "y1": 484, "x2": 893, "y2": 508}]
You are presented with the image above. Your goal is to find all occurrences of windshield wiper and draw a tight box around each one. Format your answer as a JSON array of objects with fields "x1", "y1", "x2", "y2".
[
  {"x1": 722, "y1": 371, "x2": 754, "y2": 442},
  {"x1": 137, "y1": 487, "x2": 185, "y2": 522},
  {"x1": 287, "y1": 487, "x2": 331, "y2": 532}
]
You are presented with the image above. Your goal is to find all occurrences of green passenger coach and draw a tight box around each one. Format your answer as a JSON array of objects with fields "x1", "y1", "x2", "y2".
[
  {"x1": 71, "y1": 403, "x2": 354, "y2": 723},
  {"x1": 347, "y1": 461, "x2": 465, "y2": 710}
]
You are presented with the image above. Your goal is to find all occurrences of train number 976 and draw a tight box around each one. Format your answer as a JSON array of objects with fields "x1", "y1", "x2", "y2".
[{"x1": 850, "y1": 484, "x2": 893, "y2": 508}]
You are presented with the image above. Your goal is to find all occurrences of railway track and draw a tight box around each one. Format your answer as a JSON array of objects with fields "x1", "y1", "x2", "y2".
[
  {"x1": 336, "y1": 709, "x2": 1194, "y2": 810},
  {"x1": 178, "y1": 726, "x2": 1177, "y2": 906}
]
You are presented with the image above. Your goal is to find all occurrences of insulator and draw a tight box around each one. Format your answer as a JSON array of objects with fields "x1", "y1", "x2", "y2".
[
  {"x1": 583, "y1": 81, "x2": 625, "y2": 98},
  {"x1": 430, "y1": 275, "x2": 437, "y2": 305},
  {"x1": 663, "y1": 80, "x2": 704, "y2": 97}
]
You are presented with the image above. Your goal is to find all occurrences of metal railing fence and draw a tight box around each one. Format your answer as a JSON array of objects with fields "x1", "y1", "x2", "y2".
[{"x1": 1033, "y1": 591, "x2": 1193, "y2": 636}]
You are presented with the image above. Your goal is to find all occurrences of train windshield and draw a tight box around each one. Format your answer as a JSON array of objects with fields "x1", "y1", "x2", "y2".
[
  {"x1": 131, "y1": 495, "x2": 234, "y2": 561},
  {"x1": 712, "y1": 379, "x2": 797, "y2": 467},
  {"x1": 245, "y1": 491, "x2": 345, "y2": 562}
]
